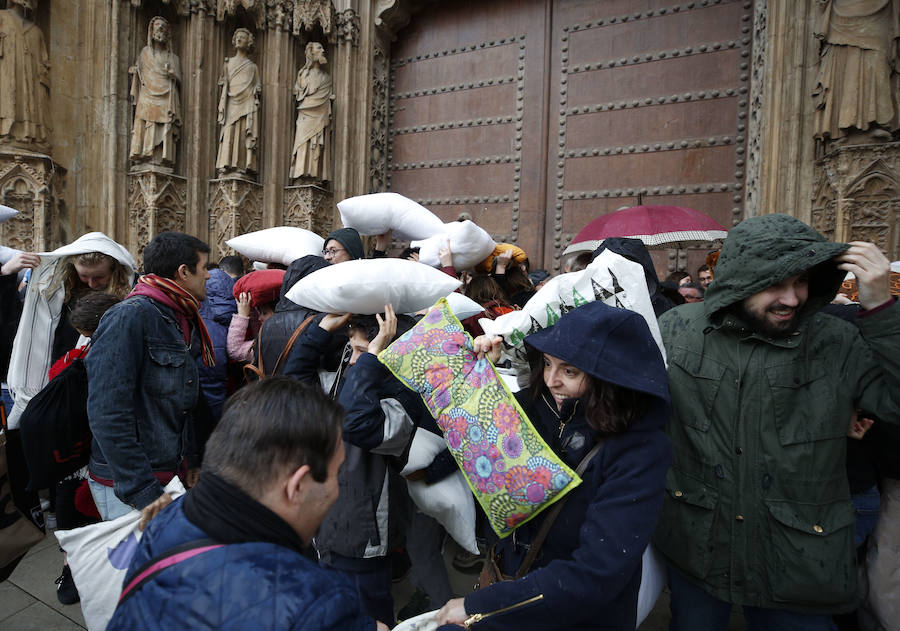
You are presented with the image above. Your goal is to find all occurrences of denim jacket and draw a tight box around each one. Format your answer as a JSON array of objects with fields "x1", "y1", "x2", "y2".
[{"x1": 86, "y1": 295, "x2": 200, "y2": 510}]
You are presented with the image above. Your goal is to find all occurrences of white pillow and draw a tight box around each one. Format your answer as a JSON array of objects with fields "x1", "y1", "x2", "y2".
[
  {"x1": 285, "y1": 258, "x2": 461, "y2": 315},
  {"x1": 412, "y1": 220, "x2": 496, "y2": 270},
  {"x1": 226, "y1": 227, "x2": 324, "y2": 266},
  {"x1": 444, "y1": 291, "x2": 484, "y2": 320},
  {"x1": 400, "y1": 428, "x2": 478, "y2": 554},
  {"x1": 0, "y1": 204, "x2": 18, "y2": 223},
  {"x1": 337, "y1": 192, "x2": 444, "y2": 241}
]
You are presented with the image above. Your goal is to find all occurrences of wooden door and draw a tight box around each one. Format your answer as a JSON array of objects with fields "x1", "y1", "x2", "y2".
[{"x1": 388, "y1": 0, "x2": 752, "y2": 273}]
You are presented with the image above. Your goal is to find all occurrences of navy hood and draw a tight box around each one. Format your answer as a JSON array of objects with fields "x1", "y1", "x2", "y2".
[
  {"x1": 199, "y1": 268, "x2": 237, "y2": 326},
  {"x1": 524, "y1": 301, "x2": 669, "y2": 406},
  {"x1": 276, "y1": 254, "x2": 329, "y2": 312}
]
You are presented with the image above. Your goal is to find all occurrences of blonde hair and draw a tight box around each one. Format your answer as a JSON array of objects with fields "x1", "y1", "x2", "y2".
[{"x1": 62, "y1": 252, "x2": 132, "y2": 303}]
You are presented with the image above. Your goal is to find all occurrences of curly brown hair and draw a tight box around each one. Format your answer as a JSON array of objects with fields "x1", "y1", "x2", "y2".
[{"x1": 62, "y1": 252, "x2": 132, "y2": 303}]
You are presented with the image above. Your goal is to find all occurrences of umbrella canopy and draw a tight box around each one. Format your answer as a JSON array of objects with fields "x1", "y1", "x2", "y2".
[{"x1": 563, "y1": 205, "x2": 728, "y2": 254}]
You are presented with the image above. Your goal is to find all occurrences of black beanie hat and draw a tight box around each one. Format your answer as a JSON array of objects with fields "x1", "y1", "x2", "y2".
[{"x1": 325, "y1": 227, "x2": 364, "y2": 261}]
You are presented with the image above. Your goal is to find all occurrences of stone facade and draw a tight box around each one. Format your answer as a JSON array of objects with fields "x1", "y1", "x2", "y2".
[{"x1": 0, "y1": 0, "x2": 896, "y2": 264}]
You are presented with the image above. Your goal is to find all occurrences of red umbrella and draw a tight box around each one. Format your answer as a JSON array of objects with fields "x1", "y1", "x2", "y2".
[{"x1": 563, "y1": 205, "x2": 728, "y2": 254}]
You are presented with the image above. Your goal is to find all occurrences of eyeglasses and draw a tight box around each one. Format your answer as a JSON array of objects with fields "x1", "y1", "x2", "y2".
[{"x1": 322, "y1": 247, "x2": 346, "y2": 258}]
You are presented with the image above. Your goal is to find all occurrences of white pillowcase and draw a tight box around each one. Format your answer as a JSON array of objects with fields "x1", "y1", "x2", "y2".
[
  {"x1": 0, "y1": 204, "x2": 18, "y2": 223},
  {"x1": 285, "y1": 258, "x2": 461, "y2": 315},
  {"x1": 444, "y1": 291, "x2": 484, "y2": 320},
  {"x1": 337, "y1": 192, "x2": 444, "y2": 241},
  {"x1": 401, "y1": 428, "x2": 479, "y2": 554},
  {"x1": 226, "y1": 227, "x2": 324, "y2": 266},
  {"x1": 412, "y1": 220, "x2": 496, "y2": 270}
]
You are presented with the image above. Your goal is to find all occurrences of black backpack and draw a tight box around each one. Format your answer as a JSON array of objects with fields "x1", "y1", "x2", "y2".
[{"x1": 18, "y1": 357, "x2": 91, "y2": 492}]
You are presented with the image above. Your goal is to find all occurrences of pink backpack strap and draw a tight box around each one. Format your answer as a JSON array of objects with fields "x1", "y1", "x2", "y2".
[{"x1": 118, "y1": 538, "x2": 224, "y2": 605}]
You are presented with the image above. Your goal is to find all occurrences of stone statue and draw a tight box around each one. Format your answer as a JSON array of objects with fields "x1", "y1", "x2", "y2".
[
  {"x1": 813, "y1": 0, "x2": 900, "y2": 148},
  {"x1": 0, "y1": 0, "x2": 51, "y2": 150},
  {"x1": 216, "y1": 28, "x2": 262, "y2": 175},
  {"x1": 129, "y1": 16, "x2": 182, "y2": 168},
  {"x1": 290, "y1": 41, "x2": 333, "y2": 181}
]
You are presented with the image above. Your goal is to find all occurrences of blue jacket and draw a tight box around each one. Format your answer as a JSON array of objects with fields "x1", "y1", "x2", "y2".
[
  {"x1": 87, "y1": 296, "x2": 200, "y2": 509},
  {"x1": 197, "y1": 269, "x2": 236, "y2": 420},
  {"x1": 108, "y1": 497, "x2": 374, "y2": 631},
  {"x1": 461, "y1": 301, "x2": 672, "y2": 630}
]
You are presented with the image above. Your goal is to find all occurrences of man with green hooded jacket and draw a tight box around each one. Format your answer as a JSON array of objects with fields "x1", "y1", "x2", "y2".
[{"x1": 654, "y1": 214, "x2": 899, "y2": 630}]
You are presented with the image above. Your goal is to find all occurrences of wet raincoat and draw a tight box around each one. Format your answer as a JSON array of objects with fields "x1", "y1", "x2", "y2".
[{"x1": 654, "y1": 214, "x2": 900, "y2": 614}]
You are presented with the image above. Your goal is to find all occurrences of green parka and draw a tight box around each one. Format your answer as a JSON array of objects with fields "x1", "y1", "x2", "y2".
[{"x1": 654, "y1": 214, "x2": 900, "y2": 614}]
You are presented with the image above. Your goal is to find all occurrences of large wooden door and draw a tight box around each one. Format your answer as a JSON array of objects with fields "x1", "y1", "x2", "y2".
[{"x1": 388, "y1": 0, "x2": 752, "y2": 273}]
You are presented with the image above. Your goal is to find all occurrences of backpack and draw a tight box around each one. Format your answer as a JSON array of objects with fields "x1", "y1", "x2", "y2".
[
  {"x1": 18, "y1": 357, "x2": 91, "y2": 492},
  {"x1": 242, "y1": 315, "x2": 315, "y2": 382}
]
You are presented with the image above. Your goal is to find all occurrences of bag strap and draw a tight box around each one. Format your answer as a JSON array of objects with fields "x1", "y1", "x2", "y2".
[
  {"x1": 514, "y1": 440, "x2": 603, "y2": 579},
  {"x1": 118, "y1": 538, "x2": 224, "y2": 605},
  {"x1": 271, "y1": 315, "x2": 316, "y2": 375}
]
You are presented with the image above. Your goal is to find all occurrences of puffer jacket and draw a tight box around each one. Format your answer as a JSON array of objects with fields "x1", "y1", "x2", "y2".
[
  {"x1": 197, "y1": 268, "x2": 236, "y2": 420},
  {"x1": 108, "y1": 497, "x2": 373, "y2": 631},
  {"x1": 654, "y1": 214, "x2": 900, "y2": 614}
]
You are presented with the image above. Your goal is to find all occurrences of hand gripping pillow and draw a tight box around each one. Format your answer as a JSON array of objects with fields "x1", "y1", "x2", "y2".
[
  {"x1": 480, "y1": 249, "x2": 665, "y2": 379},
  {"x1": 232, "y1": 269, "x2": 286, "y2": 307},
  {"x1": 226, "y1": 227, "x2": 325, "y2": 266},
  {"x1": 412, "y1": 220, "x2": 496, "y2": 270},
  {"x1": 337, "y1": 192, "x2": 444, "y2": 241},
  {"x1": 378, "y1": 298, "x2": 582, "y2": 537},
  {"x1": 284, "y1": 258, "x2": 461, "y2": 315}
]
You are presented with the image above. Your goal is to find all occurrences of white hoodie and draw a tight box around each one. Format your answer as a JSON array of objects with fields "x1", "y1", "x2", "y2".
[{"x1": 6, "y1": 232, "x2": 136, "y2": 429}]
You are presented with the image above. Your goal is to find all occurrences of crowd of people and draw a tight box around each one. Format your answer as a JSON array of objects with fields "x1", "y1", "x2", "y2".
[{"x1": 0, "y1": 212, "x2": 898, "y2": 631}]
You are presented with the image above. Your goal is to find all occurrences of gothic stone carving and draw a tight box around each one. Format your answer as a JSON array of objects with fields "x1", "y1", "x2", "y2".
[
  {"x1": 812, "y1": 142, "x2": 900, "y2": 259},
  {"x1": 0, "y1": 151, "x2": 65, "y2": 251},
  {"x1": 291, "y1": 42, "x2": 333, "y2": 182},
  {"x1": 0, "y1": 0, "x2": 51, "y2": 151},
  {"x1": 127, "y1": 169, "x2": 187, "y2": 259},
  {"x1": 217, "y1": 28, "x2": 262, "y2": 176},
  {"x1": 336, "y1": 8, "x2": 360, "y2": 46},
  {"x1": 283, "y1": 183, "x2": 332, "y2": 235},
  {"x1": 369, "y1": 46, "x2": 388, "y2": 192},
  {"x1": 294, "y1": 0, "x2": 332, "y2": 36},
  {"x1": 208, "y1": 177, "x2": 263, "y2": 260},
  {"x1": 129, "y1": 17, "x2": 182, "y2": 169}
]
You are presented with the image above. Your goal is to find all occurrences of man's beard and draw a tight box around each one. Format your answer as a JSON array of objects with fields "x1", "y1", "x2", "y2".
[{"x1": 737, "y1": 302, "x2": 802, "y2": 338}]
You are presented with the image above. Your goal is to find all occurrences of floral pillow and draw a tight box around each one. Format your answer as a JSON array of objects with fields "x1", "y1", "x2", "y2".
[{"x1": 378, "y1": 298, "x2": 581, "y2": 537}]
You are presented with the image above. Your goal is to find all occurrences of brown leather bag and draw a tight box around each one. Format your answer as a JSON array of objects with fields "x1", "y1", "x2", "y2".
[{"x1": 476, "y1": 441, "x2": 602, "y2": 588}]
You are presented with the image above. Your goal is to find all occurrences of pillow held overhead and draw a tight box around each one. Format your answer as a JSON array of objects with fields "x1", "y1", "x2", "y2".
[
  {"x1": 412, "y1": 220, "x2": 496, "y2": 270},
  {"x1": 285, "y1": 258, "x2": 461, "y2": 314},
  {"x1": 226, "y1": 227, "x2": 325, "y2": 266},
  {"x1": 232, "y1": 269, "x2": 286, "y2": 307},
  {"x1": 337, "y1": 192, "x2": 444, "y2": 241}
]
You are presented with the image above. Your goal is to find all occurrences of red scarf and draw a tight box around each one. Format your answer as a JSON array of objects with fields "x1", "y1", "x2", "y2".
[{"x1": 129, "y1": 274, "x2": 216, "y2": 367}]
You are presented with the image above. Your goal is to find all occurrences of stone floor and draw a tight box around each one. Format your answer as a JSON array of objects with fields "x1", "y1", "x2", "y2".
[{"x1": 2, "y1": 530, "x2": 746, "y2": 630}]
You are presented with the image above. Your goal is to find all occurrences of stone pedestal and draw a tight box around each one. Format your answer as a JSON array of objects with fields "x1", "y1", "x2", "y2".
[
  {"x1": 812, "y1": 142, "x2": 900, "y2": 260},
  {"x1": 208, "y1": 176, "x2": 264, "y2": 260},
  {"x1": 283, "y1": 183, "x2": 333, "y2": 235},
  {"x1": 127, "y1": 168, "x2": 187, "y2": 259},
  {"x1": 0, "y1": 150, "x2": 67, "y2": 251}
]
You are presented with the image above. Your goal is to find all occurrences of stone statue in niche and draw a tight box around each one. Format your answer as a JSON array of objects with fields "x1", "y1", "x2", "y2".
[
  {"x1": 216, "y1": 28, "x2": 262, "y2": 176},
  {"x1": 290, "y1": 41, "x2": 333, "y2": 182},
  {"x1": 129, "y1": 16, "x2": 182, "y2": 169},
  {"x1": 0, "y1": 0, "x2": 51, "y2": 150},
  {"x1": 813, "y1": 0, "x2": 900, "y2": 149}
]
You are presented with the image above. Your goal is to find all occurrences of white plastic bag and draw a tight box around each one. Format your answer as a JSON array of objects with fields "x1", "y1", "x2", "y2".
[
  {"x1": 479, "y1": 250, "x2": 664, "y2": 378},
  {"x1": 400, "y1": 429, "x2": 478, "y2": 555},
  {"x1": 55, "y1": 478, "x2": 186, "y2": 631}
]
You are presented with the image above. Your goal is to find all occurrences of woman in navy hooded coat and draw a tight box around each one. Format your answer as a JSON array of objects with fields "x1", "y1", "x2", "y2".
[{"x1": 437, "y1": 301, "x2": 672, "y2": 630}]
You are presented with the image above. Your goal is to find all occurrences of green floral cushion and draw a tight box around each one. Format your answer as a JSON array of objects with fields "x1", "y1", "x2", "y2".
[{"x1": 378, "y1": 298, "x2": 582, "y2": 537}]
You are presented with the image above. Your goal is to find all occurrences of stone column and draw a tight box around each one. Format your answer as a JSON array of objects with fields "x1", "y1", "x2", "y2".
[
  {"x1": 127, "y1": 169, "x2": 187, "y2": 259},
  {"x1": 208, "y1": 176, "x2": 264, "y2": 260},
  {"x1": 181, "y1": 6, "x2": 219, "y2": 238},
  {"x1": 261, "y1": 21, "x2": 297, "y2": 228}
]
